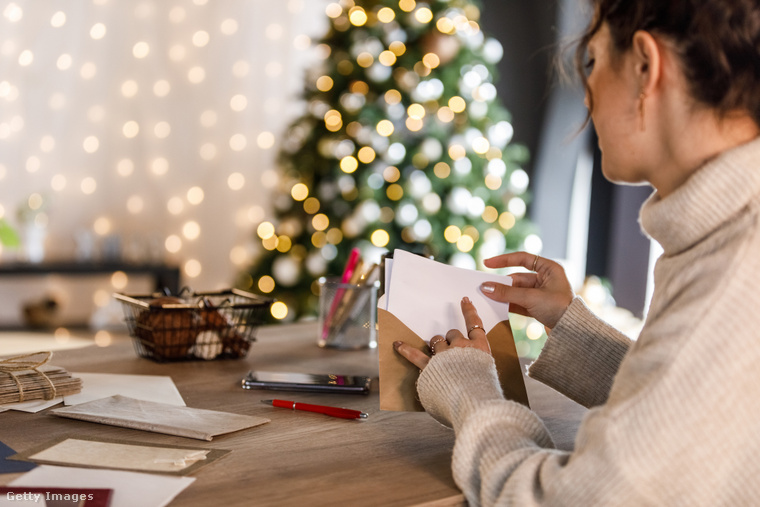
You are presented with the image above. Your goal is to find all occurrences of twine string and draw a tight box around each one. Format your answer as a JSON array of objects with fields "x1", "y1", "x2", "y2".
[{"x1": 0, "y1": 351, "x2": 57, "y2": 402}]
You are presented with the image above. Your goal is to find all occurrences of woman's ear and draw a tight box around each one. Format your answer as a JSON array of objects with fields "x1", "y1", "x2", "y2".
[{"x1": 631, "y1": 30, "x2": 662, "y2": 95}]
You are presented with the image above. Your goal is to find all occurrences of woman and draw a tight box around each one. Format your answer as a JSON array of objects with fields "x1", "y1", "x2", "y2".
[{"x1": 393, "y1": 0, "x2": 760, "y2": 505}]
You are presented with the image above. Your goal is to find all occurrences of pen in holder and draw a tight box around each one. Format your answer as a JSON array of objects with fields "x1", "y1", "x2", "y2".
[{"x1": 318, "y1": 277, "x2": 379, "y2": 350}]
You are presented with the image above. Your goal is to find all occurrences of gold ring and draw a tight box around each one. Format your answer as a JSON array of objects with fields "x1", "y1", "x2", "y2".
[
  {"x1": 531, "y1": 255, "x2": 540, "y2": 271},
  {"x1": 467, "y1": 324, "x2": 483, "y2": 337},
  {"x1": 429, "y1": 337, "x2": 447, "y2": 355}
]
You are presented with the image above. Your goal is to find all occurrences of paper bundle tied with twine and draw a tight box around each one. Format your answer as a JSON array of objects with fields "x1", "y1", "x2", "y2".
[{"x1": 0, "y1": 351, "x2": 82, "y2": 405}]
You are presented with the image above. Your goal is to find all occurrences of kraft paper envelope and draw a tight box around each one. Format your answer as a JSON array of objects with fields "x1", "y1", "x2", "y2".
[{"x1": 378, "y1": 250, "x2": 530, "y2": 412}]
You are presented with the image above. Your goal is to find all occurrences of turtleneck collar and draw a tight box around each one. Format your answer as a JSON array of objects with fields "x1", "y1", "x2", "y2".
[{"x1": 639, "y1": 137, "x2": 760, "y2": 255}]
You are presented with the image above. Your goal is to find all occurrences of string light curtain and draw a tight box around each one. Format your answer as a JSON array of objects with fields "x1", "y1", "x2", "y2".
[{"x1": 0, "y1": 0, "x2": 327, "y2": 291}]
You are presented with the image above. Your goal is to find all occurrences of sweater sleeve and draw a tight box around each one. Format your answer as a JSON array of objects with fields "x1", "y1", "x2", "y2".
[{"x1": 527, "y1": 296, "x2": 632, "y2": 408}]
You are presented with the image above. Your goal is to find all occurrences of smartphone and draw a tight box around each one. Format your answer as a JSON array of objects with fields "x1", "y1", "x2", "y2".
[{"x1": 242, "y1": 371, "x2": 372, "y2": 395}]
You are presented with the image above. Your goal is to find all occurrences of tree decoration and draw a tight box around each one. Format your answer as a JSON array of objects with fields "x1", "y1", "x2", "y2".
[{"x1": 241, "y1": 0, "x2": 539, "y2": 321}]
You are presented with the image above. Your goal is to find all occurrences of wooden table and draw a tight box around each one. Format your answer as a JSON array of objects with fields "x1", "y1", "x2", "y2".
[{"x1": 0, "y1": 323, "x2": 586, "y2": 506}]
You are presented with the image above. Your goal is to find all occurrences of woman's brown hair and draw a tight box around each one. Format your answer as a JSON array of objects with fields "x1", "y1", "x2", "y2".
[{"x1": 575, "y1": 0, "x2": 760, "y2": 125}]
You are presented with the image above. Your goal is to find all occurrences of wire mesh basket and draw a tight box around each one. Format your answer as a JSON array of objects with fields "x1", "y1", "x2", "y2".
[{"x1": 114, "y1": 288, "x2": 274, "y2": 362}]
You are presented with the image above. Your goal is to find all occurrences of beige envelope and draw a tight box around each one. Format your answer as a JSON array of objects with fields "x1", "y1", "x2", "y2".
[{"x1": 378, "y1": 307, "x2": 530, "y2": 412}]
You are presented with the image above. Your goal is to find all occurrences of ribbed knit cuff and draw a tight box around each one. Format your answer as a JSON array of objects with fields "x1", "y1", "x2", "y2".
[
  {"x1": 528, "y1": 296, "x2": 631, "y2": 408},
  {"x1": 417, "y1": 347, "x2": 504, "y2": 430}
]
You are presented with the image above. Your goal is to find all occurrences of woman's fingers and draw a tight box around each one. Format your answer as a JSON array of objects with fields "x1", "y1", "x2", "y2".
[
  {"x1": 460, "y1": 297, "x2": 491, "y2": 354},
  {"x1": 480, "y1": 251, "x2": 575, "y2": 329},
  {"x1": 483, "y1": 251, "x2": 538, "y2": 271},
  {"x1": 393, "y1": 341, "x2": 430, "y2": 369}
]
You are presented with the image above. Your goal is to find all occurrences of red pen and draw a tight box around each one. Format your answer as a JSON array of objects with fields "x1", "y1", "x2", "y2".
[{"x1": 261, "y1": 399, "x2": 368, "y2": 419}]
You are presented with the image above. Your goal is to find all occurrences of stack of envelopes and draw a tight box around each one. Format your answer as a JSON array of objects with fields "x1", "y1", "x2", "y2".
[{"x1": 0, "y1": 352, "x2": 82, "y2": 404}]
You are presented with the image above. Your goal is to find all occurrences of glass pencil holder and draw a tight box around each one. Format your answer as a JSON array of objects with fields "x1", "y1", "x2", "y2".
[{"x1": 317, "y1": 277, "x2": 379, "y2": 349}]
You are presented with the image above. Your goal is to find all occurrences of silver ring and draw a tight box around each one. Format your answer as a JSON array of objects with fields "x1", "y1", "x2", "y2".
[
  {"x1": 467, "y1": 324, "x2": 483, "y2": 337},
  {"x1": 429, "y1": 337, "x2": 447, "y2": 355},
  {"x1": 531, "y1": 255, "x2": 540, "y2": 271}
]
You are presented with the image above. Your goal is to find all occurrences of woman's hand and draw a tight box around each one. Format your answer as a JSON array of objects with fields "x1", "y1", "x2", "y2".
[
  {"x1": 481, "y1": 252, "x2": 574, "y2": 330},
  {"x1": 393, "y1": 297, "x2": 491, "y2": 370}
]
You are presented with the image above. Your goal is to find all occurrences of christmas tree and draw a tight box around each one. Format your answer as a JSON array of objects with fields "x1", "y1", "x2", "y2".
[{"x1": 241, "y1": 0, "x2": 539, "y2": 331}]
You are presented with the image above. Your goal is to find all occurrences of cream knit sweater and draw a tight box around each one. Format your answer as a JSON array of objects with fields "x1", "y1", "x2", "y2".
[{"x1": 417, "y1": 138, "x2": 760, "y2": 506}]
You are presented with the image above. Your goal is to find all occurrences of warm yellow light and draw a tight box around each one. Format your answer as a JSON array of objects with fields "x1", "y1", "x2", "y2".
[
  {"x1": 230, "y1": 134, "x2": 247, "y2": 151},
  {"x1": 154, "y1": 121, "x2": 171, "y2": 138},
  {"x1": 271, "y1": 301, "x2": 289, "y2": 320},
  {"x1": 167, "y1": 197, "x2": 184, "y2": 215},
  {"x1": 111, "y1": 271, "x2": 128, "y2": 289},
  {"x1": 133, "y1": 41, "x2": 150, "y2": 58},
  {"x1": 483, "y1": 206, "x2": 499, "y2": 223},
  {"x1": 415, "y1": 7, "x2": 433, "y2": 24},
  {"x1": 340, "y1": 156, "x2": 359, "y2": 173},
  {"x1": 230, "y1": 94, "x2": 247, "y2": 111},
  {"x1": 165, "y1": 235, "x2": 182, "y2": 253},
  {"x1": 228, "y1": 172, "x2": 245, "y2": 190},
  {"x1": 187, "y1": 186, "x2": 204, "y2": 204},
  {"x1": 192, "y1": 30, "x2": 210, "y2": 47},
  {"x1": 94, "y1": 331, "x2": 112, "y2": 347},
  {"x1": 448, "y1": 144, "x2": 466, "y2": 160},
  {"x1": 90, "y1": 23, "x2": 106, "y2": 39},
  {"x1": 316, "y1": 75, "x2": 334, "y2": 92},
  {"x1": 349, "y1": 7, "x2": 367, "y2": 26},
  {"x1": 434, "y1": 162, "x2": 451, "y2": 179},
  {"x1": 276, "y1": 235, "x2": 292, "y2": 253},
  {"x1": 262, "y1": 236, "x2": 278, "y2": 250},
  {"x1": 405, "y1": 117, "x2": 424, "y2": 132},
  {"x1": 312, "y1": 213, "x2": 329, "y2": 231},
  {"x1": 81, "y1": 177, "x2": 97, "y2": 194},
  {"x1": 93, "y1": 217, "x2": 111, "y2": 235},
  {"x1": 386, "y1": 183, "x2": 404, "y2": 201},
  {"x1": 257, "y1": 221, "x2": 276, "y2": 239},
  {"x1": 449, "y1": 96, "x2": 467, "y2": 113},
  {"x1": 349, "y1": 81, "x2": 369, "y2": 95},
  {"x1": 184, "y1": 259, "x2": 202, "y2": 278},
  {"x1": 527, "y1": 322, "x2": 545, "y2": 340},
  {"x1": 291, "y1": 183, "x2": 309, "y2": 201},
  {"x1": 377, "y1": 7, "x2": 395, "y2": 23},
  {"x1": 457, "y1": 235, "x2": 474, "y2": 252},
  {"x1": 151, "y1": 157, "x2": 169, "y2": 176},
  {"x1": 257, "y1": 131, "x2": 275, "y2": 149},
  {"x1": 472, "y1": 137, "x2": 490, "y2": 154},
  {"x1": 311, "y1": 231, "x2": 327, "y2": 248},
  {"x1": 437, "y1": 17, "x2": 456, "y2": 34},
  {"x1": 326, "y1": 3, "x2": 342, "y2": 18},
  {"x1": 499, "y1": 212, "x2": 516, "y2": 230},
  {"x1": 326, "y1": 228, "x2": 344, "y2": 244},
  {"x1": 389, "y1": 41, "x2": 406, "y2": 56},
  {"x1": 357, "y1": 146, "x2": 376, "y2": 164},
  {"x1": 188, "y1": 66, "x2": 206, "y2": 83},
  {"x1": 183, "y1": 221, "x2": 201, "y2": 240},
  {"x1": 258, "y1": 275, "x2": 276, "y2": 293},
  {"x1": 304, "y1": 197, "x2": 320, "y2": 214},
  {"x1": 422, "y1": 52, "x2": 440, "y2": 69},
  {"x1": 407, "y1": 103, "x2": 425, "y2": 119},
  {"x1": 378, "y1": 50, "x2": 396, "y2": 66},
  {"x1": 154, "y1": 80, "x2": 171, "y2": 96},
  {"x1": 444, "y1": 225, "x2": 461, "y2": 243},
  {"x1": 437, "y1": 106, "x2": 455, "y2": 123},
  {"x1": 83, "y1": 136, "x2": 99, "y2": 153},
  {"x1": 123, "y1": 121, "x2": 139, "y2": 138},
  {"x1": 485, "y1": 174, "x2": 502, "y2": 190},
  {"x1": 385, "y1": 89, "x2": 402, "y2": 104},
  {"x1": 383, "y1": 166, "x2": 400, "y2": 182},
  {"x1": 356, "y1": 52, "x2": 374, "y2": 68},
  {"x1": 376, "y1": 119, "x2": 394, "y2": 137},
  {"x1": 399, "y1": 0, "x2": 416, "y2": 13},
  {"x1": 371, "y1": 229, "x2": 390, "y2": 247}
]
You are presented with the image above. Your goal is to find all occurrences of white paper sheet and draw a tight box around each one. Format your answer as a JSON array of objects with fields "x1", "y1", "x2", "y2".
[
  {"x1": 0, "y1": 398, "x2": 63, "y2": 413},
  {"x1": 10, "y1": 465, "x2": 195, "y2": 507},
  {"x1": 64, "y1": 373, "x2": 185, "y2": 406},
  {"x1": 386, "y1": 249, "x2": 512, "y2": 344}
]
